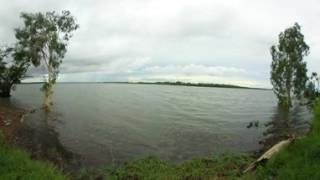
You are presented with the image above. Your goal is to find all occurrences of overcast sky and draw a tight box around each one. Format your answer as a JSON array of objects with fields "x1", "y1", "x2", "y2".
[{"x1": 1, "y1": 0, "x2": 320, "y2": 88}]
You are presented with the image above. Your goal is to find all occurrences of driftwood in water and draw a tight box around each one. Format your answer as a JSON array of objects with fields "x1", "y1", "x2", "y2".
[{"x1": 243, "y1": 138, "x2": 294, "y2": 173}]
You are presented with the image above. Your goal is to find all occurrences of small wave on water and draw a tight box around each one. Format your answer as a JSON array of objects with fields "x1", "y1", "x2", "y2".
[{"x1": 0, "y1": 83, "x2": 312, "y2": 168}]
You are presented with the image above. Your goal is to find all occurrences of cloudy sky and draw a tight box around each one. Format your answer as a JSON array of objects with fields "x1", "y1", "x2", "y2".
[{"x1": 1, "y1": 0, "x2": 320, "y2": 88}]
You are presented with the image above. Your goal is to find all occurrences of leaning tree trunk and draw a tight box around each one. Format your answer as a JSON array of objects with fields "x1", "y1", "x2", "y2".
[
  {"x1": 0, "y1": 83, "x2": 13, "y2": 97},
  {"x1": 43, "y1": 64, "x2": 53, "y2": 112},
  {"x1": 44, "y1": 84, "x2": 53, "y2": 112}
]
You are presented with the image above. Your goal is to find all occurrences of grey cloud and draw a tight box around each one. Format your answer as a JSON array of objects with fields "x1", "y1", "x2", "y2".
[{"x1": 1, "y1": 0, "x2": 320, "y2": 88}]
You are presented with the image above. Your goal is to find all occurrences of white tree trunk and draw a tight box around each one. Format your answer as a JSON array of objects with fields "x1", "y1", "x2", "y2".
[{"x1": 44, "y1": 64, "x2": 53, "y2": 112}]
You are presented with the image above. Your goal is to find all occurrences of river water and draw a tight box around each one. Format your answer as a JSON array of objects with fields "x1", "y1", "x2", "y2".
[{"x1": 0, "y1": 83, "x2": 312, "y2": 167}]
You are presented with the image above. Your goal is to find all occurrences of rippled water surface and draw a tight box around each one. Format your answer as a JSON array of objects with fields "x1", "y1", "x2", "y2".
[{"x1": 0, "y1": 84, "x2": 312, "y2": 167}]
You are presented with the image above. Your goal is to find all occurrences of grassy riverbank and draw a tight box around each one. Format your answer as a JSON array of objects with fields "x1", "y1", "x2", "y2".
[
  {"x1": 250, "y1": 101, "x2": 320, "y2": 179},
  {"x1": 106, "y1": 154, "x2": 252, "y2": 179},
  {"x1": 0, "y1": 133, "x2": 67, "y2": 180}
]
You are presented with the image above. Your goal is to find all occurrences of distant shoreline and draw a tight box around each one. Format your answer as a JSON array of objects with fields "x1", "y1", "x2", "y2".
[{"x1": 20, "y1": 81, "x2": 270, "y2": 90}]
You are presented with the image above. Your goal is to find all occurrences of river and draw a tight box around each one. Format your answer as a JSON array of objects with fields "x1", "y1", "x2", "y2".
[{"x1": 0, "y1": 83, "x2": 312, "y2": 167}]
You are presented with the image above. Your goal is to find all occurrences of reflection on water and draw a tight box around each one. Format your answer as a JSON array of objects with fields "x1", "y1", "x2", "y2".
[
  {"x1": 260, "y1": 103, "x2": 312, "y2": 152},
  {"x1": 15, "y1": 110, "x2": 80, "y2": 171},
  {"x1": 0, "y1": 84, "x2": 313, "y2": 168}
]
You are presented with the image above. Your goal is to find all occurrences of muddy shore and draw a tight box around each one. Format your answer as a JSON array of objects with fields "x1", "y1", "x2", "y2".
[
  {"x1": 0, "y1": 106, "x2": 24, "y2": 143},
  {"x1": 0, "y1": 105, "x2": 80, "y2": 170}
]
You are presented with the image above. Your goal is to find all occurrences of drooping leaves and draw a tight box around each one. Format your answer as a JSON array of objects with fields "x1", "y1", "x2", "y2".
[
  {"x1": 15, "y1": 10, "x2": 78, "y2": 109},
  {"x1": 15, "y1": 11, "x2": 78, "y2": 84},
  {"x1": 0, "y1": 47, "x2": 29, "y2": 97},
  {"x1": 270, "y1": 23, "x2": 309, "y2": 108}
]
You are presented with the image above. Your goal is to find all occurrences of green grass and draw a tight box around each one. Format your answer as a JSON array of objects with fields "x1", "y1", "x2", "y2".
[
  {"x1": 250, "y1": 100, "x2": 320, "y2": 180},
  {"x1": 0, "y1": 134, "x2": 68, "y2": 180},
  {"x1": 106, "y1": 154, "x2": 252, "y2": 179}
]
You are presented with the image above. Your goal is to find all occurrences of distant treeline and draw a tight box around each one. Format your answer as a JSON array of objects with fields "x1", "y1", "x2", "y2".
[
  {"x1": 135, "y1": 81, "x2": 266, "y2": 90},
  {"x1": 20, "y1": 81, "x2": 268, "y2": 90}
]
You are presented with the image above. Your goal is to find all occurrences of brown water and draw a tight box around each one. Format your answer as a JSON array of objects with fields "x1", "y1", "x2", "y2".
[{"x1": 0, "y1": 83, "x2": 312, "y2": 168}]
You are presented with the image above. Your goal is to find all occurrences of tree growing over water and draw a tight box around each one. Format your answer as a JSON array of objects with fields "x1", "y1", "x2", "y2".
[
  {"x1": 304, "y1": 72, "x2": 320, "y2": 105},
  {"x1": 270, "y1": 23, "x2": 310, "y2": 108},
  {"x1": 0, "y1": 47, "x2": 29, "y2": 97},
  {"x1": 15, "y1": 10, "x2": 79, "y2": 111}
]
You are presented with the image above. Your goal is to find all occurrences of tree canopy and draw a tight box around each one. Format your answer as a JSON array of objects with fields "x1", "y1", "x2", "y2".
[
  {"x1": 15, "y1": 10, "x2": 79, "y2": 110},
  {"x1": 0, "y1": 47, "x2": 28, "y2": 97},
  {"x1": 270, "y1": 23, "x2": 309, "y2": 108}
]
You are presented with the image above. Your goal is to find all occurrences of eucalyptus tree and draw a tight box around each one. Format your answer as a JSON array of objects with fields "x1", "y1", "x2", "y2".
[
  {"x1": 15, "y1": 10, "x2": 79, "y2": 111},
  {"x1": 270, "y1": 23, "x2": 310, "y2": 108},
  {"x1": 0, "y1": 47, "x2": 28, "y2": 97}
]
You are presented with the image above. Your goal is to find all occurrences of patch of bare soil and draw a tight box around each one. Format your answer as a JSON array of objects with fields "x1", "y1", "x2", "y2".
[{"x1": 0, "y1": 106, "x2": 24, "y2": 143}]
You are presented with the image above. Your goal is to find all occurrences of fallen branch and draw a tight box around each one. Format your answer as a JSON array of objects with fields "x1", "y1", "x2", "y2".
[{"x1": 243, "y1": 138, "x2": 294, "y2": 173}]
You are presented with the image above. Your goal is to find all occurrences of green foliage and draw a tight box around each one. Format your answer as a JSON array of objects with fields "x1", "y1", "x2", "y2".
[
  {"x1": 15, "y1": 10, "x2": 78, "y2": 109},
  {"x1": 305, "y1": 72, "x2": 320, "y2": 106},
  {"x1": 270, "y1": 23, "x2": 309, "y2": 108},
  {"x1": 15, "y1": 10, "x2": 79, "y2": 71},
  {"x1": 0, "y1": 143, "x2": 68, "y2": 180},
  {"x1": 309, "y1": 99, "x2": 320, "y2": 135},
  {"x1": 106, "y1": 154, "x2": 252, "y2": 179},
  {"x1": 0, "y1": 47, "x2": 28, "y2": 97}
]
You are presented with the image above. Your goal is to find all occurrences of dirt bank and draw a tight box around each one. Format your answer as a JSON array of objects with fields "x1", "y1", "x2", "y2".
[
  {"x1": 0, "y1": 105, "x2": 83, "y2": 176},
  {"x1": 0, "y1": 106, "x2": 24, "y2": 143}
]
